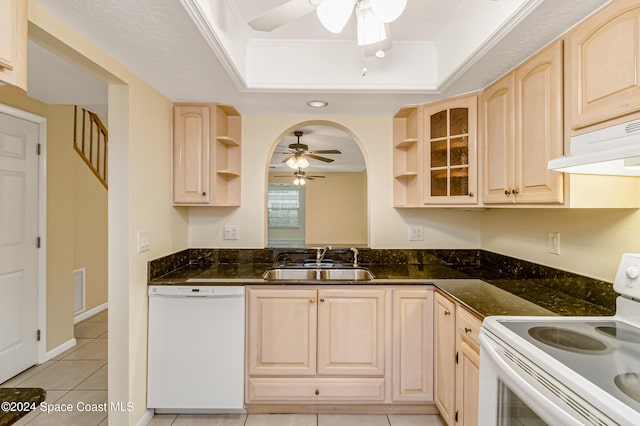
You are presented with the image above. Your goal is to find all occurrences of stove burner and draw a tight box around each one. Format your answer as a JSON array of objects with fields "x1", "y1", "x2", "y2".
[
  {"x1": 528, "y1": 326, "x2": 608, "y2": 353},
  {"x1": 615, "y1": 373, "x2": 640, "y2": 403},
  {"x1": 596, "y1": 326, "x2": 640, "y2": 343}
]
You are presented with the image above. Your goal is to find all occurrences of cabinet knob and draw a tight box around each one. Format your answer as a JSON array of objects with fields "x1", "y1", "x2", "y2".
[
  {"x1": 468, "y1": 192, "x2": 474, "y2": 197},
  {"x1": 315, "y1": 389, "x2": 320, "y2": 396},
  {"x1": 465, "y1": 327, "x2": 472, "y2": 333},
  {"x1": 202, "y1": 191, "x2": 207, "y2": 196},
  {"x1": 504, "y1": 190, "x2": 511, "y2": 196},
  {"x1": 512, "y1": 188, "x2": 519, "y2": 195},
  {"x1": 444, "y1": 310, "x2": 451, "y2": 316},
  {"x1": 320, "y1": 298, "x2": 325, "y2": 303},
  {"x1": 310, "y1": 298, "x2": 315, "y2": 304}
]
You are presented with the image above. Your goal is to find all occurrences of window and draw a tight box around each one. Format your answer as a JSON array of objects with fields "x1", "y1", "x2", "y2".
[{"x1": 268, "y1": 184, "x2": 302, "y2": 228}]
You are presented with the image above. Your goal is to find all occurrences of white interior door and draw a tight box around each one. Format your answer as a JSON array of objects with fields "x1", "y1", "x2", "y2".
[{"x1": 0, "y1": 111, "x2": 39, "y2": 383}]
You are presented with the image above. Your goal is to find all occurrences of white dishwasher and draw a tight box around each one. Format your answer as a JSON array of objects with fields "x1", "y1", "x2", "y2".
[{"x1": 147, "y1": 285, "x2": 245, "y2": 412}]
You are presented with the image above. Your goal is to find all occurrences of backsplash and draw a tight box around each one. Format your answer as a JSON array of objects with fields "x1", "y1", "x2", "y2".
[{"x1": 148, "y1": 248, "x2": 617, "y2": 311}]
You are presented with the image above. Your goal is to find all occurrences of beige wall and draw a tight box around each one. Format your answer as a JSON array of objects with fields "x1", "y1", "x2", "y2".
[
  {"x1": 305, "y1": 172, "x2": 367, "y2": 246},
  {"x1": 73, "y1": 153, "x2": 108, "y2": 312},
  {"x1": 28, "y1": 2, "x2": 189, "y2": 424},
  {"x1": 481, "y1": 208, "x2": 640, "y2": 282},
  {"x1": 189, "y1": 115, "x2": 483, "y2": 249}
]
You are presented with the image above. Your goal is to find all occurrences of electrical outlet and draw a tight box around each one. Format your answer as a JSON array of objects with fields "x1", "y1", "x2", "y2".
[
  {"x1": 548, "y1": 232, "x2": 560, "y2": 255},
  {"x1": 224, "y1": 225, "x2": 239, "y2": 240},
  {"x1": 137, "y1": 231, "x2": 150, "y2": 253},
  {"x1": 408, "y1": 225, "x2": 424, "y2": 241}
]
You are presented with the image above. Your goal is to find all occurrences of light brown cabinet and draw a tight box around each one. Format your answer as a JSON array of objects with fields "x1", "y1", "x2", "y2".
[
  {"x1": 569, "y1": 0, "x2": 640, "y2": 130},
  {"x1": 434, "y1": 292, "x2": 481, "y2": 426},
  {"x1": 482, "y1": 40, "x2": 564, "y2": 204},
  {"x1": 0, "y1": 0, "x2": 27, "y2": 91},
  {"x1": 434, "y1": 293, "x2": 456, "y2": 425},
  {"x1": 172, "y1": 103, "x2": 241, "y2": 206},
  {"x1": 392, "y1": 288, "x2": 434, "y2": 402},
  {"x1": 454, "y1": 305, "x2": 481, "y2": 426},
  {"x1": 423, "y1": 95, "x2": 478, "y2": 205},
  {"x1": 246, "y1": 287, "x2": 386, "y2": 403}
]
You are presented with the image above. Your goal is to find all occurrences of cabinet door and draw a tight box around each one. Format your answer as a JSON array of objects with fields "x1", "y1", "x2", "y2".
[
  {"x1": 317, "y1": 289, "x2": 385, "y2": 376},
  {"x1": 173, "y1": 104, "x2": 212, "y2": 204},
  {"x1": 423, "y1": 96, "x2": 478, "y2": 205},
  {"x1": 0, "y1": 0, "x2": 26, "y2": 90},
  {"x1": 514, "y1": 40, "x2": 564, "y2": 204},
  {"x1": 482, "y1": 73, "x2": 515, "y2": 203},
  {"x1": 434, "y1": 293, "x2": 456, "y2": 425},
  {"x1": 247, "y1": 289, "x2": 317, "y2": 376},
  {"x1": 392, "y1": 289, "x2": 434, "y2": 402},
  {"x1": 570, "y1": 0, "x2": 640, "y2": 129},
  {"x1": 455, "y1": 339, "x2": 480, "y2": 426}
]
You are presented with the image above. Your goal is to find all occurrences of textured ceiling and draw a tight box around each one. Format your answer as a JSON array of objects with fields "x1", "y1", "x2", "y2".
[{"x1": 30, "y1": 0, "x2": 609, "y2": 116}]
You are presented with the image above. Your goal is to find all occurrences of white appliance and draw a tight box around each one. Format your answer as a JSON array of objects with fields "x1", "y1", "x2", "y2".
[
  {"x1": 548, "y1": 119, "x2": 640, "y2": 176},
  {"x1": 479, "y1": 253, "x2": 640, "y2": 425},
  {"x1": 147, "y1": 285, "x2": 245, "y2": 412}
]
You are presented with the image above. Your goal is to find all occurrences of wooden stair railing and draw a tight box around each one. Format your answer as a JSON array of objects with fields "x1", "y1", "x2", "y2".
[{"x1": 74, "y1": 106, "x2": 108, "y2": 189}]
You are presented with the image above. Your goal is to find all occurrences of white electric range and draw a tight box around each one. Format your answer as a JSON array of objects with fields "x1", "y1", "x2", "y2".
[{"x1": 479, "y1": 253, "x2": 640, "y2": 425}]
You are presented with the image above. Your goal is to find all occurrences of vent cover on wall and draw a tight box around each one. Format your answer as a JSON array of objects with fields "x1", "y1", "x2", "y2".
[{"x1": 73, "y1": 268, "x2": 86, "y2": 314}]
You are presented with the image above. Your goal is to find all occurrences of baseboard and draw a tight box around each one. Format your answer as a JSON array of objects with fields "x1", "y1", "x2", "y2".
[
  {"x1": 136, "y1": 409, "x2": 155, "y2": 426},
  {"x1": 74, "y1": 302, "x2": 108, "y2": 323},
  {"x1": 43, "y1": 337, "x2": 77, "y2": 362}
]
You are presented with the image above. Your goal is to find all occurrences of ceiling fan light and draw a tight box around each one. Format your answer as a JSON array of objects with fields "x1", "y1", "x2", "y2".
[
  {"x1": 369, "y1": 0, "x2": 407, "y2": 23},
  {"x1": 356, "y1": 7, "x2": 386, "y2": 45},
  {"x1": 286, "y1": 155, "x2": 298, "y2": 169},
  {"x1": 299, "y1": 177, "x2": 306, "y2": 185},
  {"x1": 317, "y1": 0, "x2": 354, "y2": 33},
  {"x1": 297, "y1": 156, "x2": 310, "y2": 169}
]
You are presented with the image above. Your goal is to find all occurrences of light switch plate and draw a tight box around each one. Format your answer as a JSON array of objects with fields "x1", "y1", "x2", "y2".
[
  {"x1": 548, "y1": 232, "x2": 560, "y2": 255},
  {"x1": 224, "y1": 225, "x2": 239, "y2": 240},
  {"x1": 408, "y1": 225, "x2": 424, "y2": 241},
  {"x1": 137, "y1": 231, "x2": 150, "y2": 253}
]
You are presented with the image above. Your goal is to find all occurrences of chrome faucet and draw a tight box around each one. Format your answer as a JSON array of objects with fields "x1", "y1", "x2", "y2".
[
  {"x1": 350, "y1": 247, "x2": 359, "y2": 266},
  {"x1": 316, "y1": 246, "x2": 332, "y2": 263}
]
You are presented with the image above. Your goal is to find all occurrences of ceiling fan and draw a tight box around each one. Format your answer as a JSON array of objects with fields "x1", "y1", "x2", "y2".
[
  {"x1": 277, "y1": 130, "x2": 341, "y2": 169},
  {"x1": 273, "y1": 168, "x2": 326, "y2": 186},
  {"x1": 248, "y1": 0, "x2": 407, "y2": 48}
]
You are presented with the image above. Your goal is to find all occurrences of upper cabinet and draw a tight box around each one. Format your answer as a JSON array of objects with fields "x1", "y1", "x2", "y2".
[
  {"x1": 569, "y1": 0, "x2": 640, "y2": 130},
  {"x1": 393, "y1": 106, "x2": 422, "y2": 207},
  {"x1": 482, "y1": 40, "x2": 564, "y2": 204},
  {"x1": 0, "y1": 0, "x2": 27, "y2": 91},
  {"x1": 172, "y1": 103, "x2": 241, "y2": 206},
  {"x1": 423, "y1": 95, "x2": 478, "y2": 205},
  {"x1": 393, "y1": 95, "x2": 478, "y2": 207}
]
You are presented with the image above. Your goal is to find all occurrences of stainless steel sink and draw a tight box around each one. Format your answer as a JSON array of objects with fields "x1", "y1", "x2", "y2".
[{"x1": 262, "y1": 267, "x2": 374, "y2": 281}]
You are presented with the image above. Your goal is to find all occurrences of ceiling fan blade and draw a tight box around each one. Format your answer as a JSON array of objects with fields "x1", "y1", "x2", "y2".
[
  {"x1": 248, "y1": 0, "x2": 316, "y2": 32},
  {"x1": 309, "y1": 149, "x2": 341, "y2": 154},
  {"x1": 317, "y1": 0, "x2": 354, "y2": 33},
  {"x1": 306, "y1": 153, "x2": 334, "y2": 163},
  {"x1": 308, "y1": 175, "x2": 326, "y2": 178}
]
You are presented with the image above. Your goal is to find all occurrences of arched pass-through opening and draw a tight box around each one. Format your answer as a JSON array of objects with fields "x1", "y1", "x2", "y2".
[{"x1": 265, "y1": 120, "x2": 368, "y2": 248}]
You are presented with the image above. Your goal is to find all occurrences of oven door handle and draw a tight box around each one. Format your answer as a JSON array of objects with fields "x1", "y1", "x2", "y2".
[{"x1": 479, "y1": 332, "x2": 612, "y2": 426}]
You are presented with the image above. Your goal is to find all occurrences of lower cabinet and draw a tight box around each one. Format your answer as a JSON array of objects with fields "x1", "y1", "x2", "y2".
[
  {"x1": 246, "y1": 286, "x2": 435, "y2": 409},
  {"x1": 434, "y1": 292, "x2": 482, "y2": 425}
]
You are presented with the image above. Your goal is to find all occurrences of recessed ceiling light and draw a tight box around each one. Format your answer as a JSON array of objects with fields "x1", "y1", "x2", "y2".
[{"x1": 307, "y1": 100, "x2": 328, "y2": 108}]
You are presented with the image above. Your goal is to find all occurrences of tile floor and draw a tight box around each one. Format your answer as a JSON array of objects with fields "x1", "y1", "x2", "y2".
[
  {"x1": 2, "y1": 310, "x2": 444, "y2": 425},
  {"x1": 149, "y1": 414, "x2": 444, "y2": 426},
  {"x1": 1, "y1": 309, "x2": 108, "y2": 425}
]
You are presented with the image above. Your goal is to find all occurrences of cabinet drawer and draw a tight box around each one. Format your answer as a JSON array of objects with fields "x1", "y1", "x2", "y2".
[
  {"x1": 248, "y1": 377, "x2": 385, "y2": 402},
  {"x1": 456, "y1": 307, "x2": 482, "y2": 348}
]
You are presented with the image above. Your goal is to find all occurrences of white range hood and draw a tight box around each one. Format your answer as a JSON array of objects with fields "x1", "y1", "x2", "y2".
[{"x1": 548, "y1": 119, "x2": 640, "y2": 176}]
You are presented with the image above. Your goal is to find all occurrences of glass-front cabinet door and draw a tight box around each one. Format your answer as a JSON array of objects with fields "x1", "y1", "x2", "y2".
[{"x1": 423, "y1": 95, "x2": 477, "y2": 205}]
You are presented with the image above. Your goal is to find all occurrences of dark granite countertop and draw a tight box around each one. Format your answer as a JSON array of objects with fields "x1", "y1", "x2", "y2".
[
  {"x1": 149, "y1": 250, "x2": 616, "y2": 318},
  {"x1": 0, "y1": 388, "x2": 45, "y2": 426}
]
